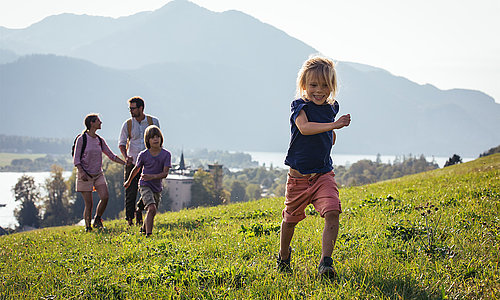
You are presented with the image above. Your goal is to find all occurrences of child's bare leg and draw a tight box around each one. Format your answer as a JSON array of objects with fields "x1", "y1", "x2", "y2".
[
  {"x1": 144, "y1": 204, "x2": 157, "y2": 235},
  {"x1": 280, "y1": 221, "x2": 297, "y2": 259},
  {"x1": 81, "y1": 191, "x2": 93, "y2": 227},
  {"x1": 321, "y1": 210, "x2": 339, "y2": 261}
]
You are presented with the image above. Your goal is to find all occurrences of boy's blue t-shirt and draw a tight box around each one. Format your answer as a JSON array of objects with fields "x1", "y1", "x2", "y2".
[
  {"x1": 284, "y1": 98, "x2": 339, "y2": 174},
  {"x1": 135, "y1": 148, "x2": 172, "y2": 193}
]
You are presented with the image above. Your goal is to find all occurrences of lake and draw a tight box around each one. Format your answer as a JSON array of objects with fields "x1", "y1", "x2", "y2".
[{"x1": 0, "y1": 171, "x2": 72, "y2": 229}]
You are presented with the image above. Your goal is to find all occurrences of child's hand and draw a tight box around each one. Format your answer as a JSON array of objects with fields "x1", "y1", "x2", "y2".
[
  {"x1": 141, "y1": 174, "x2": 155, "y2": 181},
  {"x1": 335, "y1": 114, "x2": 351, "y2": 129}
]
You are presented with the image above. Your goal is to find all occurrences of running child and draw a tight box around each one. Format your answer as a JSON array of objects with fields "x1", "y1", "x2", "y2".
[
  {"x1": 278, "y1": 55, "x2": 351, "y2": 278},
  {"x1": 124, "y1": 125, "x2": 171, "y2": 236}
]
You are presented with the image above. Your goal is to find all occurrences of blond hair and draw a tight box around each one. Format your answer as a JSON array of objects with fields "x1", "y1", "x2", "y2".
[{"x1": 296, "y1": 55, "x2": 338, "y2": 104}]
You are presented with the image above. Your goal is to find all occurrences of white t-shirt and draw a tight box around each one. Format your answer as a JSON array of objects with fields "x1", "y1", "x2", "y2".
[{"x1": 118, "y1": 115, "x2": 160, "y2": 163}]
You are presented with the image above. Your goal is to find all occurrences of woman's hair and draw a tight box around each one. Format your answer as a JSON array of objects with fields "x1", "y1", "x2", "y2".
[
  {"x1": 144, "y1": 125, "x2": 163, "y2": 149},
  {"x1": 84, "y1": 113, "x2": 99, "y2": 130},
  {"x1": 296, "y1": 55, "x2": 338, "y2": 104}
]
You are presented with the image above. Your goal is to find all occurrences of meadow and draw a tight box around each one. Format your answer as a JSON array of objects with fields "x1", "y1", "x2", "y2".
[{"x1": 1, "y1": 154, "x2": 499, "y2": 299}]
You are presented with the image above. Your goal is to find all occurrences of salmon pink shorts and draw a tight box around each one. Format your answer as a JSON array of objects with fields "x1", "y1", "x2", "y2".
[{"x1": 283, "y1": 171, "x2": 341, "y2": 223}]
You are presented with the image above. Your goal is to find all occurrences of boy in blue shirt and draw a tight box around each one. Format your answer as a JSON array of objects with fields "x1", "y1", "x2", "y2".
[{"x1": 278, "y1": 56, "x2": 351, "y2": 279}]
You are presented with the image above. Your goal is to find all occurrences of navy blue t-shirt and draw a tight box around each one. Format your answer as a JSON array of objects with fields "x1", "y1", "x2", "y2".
[{"x1": 284, "y1": 98, "x2": 340, "y2": 174}]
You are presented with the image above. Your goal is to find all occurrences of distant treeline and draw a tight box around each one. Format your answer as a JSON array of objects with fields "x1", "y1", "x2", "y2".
[
  {"x1": 0, "y1": 134, "x2": 73, "y2": 154},
  {"x1": 480, "y1": 145, "x2": 500, "y2": 157},
  {"x1": 0, "y1": 155, "x2": 73, "y2": 172},
  {"x1": 0, "y1": 135, "x2": 259, "y2": 172},
  {"x1": 334, "y1": 154, "x2": 439, "y2": 187},
  {"x1": 181, "y1": 148, "x2": 258, "y2": 169}
]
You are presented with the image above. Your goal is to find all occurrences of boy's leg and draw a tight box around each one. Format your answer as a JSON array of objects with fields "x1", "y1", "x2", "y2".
[
  {"x1": 144, "y1": 203, "x2": 157, "y2": 235},
  {"x1": 321, "y1": 210, "x2": 339, "y2": 262},
  {"x1": 135, "y1": 199, "x2": 145, "y2": 225},
  {"x1": 280, "y1": 221, "x2": 297, "y2": 259}
]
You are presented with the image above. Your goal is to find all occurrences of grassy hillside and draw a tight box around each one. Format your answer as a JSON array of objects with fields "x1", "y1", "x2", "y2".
[{"x1": 1, "y1": 154, "x2": 499, "y2": 299}]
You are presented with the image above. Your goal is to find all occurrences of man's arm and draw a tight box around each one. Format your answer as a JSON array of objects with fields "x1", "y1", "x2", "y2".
[
  {"x1": 119, "y1": 145, "x2": 133, "y2": 165},
  {"x1": 118, "y1": 122, "x2": 133, "y2": 165}
]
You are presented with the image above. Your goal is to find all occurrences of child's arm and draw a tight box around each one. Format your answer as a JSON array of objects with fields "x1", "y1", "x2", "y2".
[
  {"x1": 123, "y1": 165, "x2": 141, "y2": 188},
  {"x1": 141, "y1": 166, "x2": 170, "y2": 181},
  {"x1": 295, "y1": 110, "x2": 351, "y2": 135}
]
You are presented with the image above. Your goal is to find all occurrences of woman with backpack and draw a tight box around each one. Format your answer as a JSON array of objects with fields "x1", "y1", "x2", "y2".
[{"x1": 73, "y1": 113, "x2": 126, "y2": 232}]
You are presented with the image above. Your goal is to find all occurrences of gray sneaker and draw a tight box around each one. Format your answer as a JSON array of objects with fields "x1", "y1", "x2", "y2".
[
  {"x1": 276, "y1": 246, "x2": 293, "y2": 273},
  {"x1": 318, "y1": 256, "x2": 337, "y2": 279}
]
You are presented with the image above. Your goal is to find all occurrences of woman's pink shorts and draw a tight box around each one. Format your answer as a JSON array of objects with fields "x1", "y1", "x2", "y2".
[
  {"x1": 76, "y1": 171, "x2": 107, "y2": 192},
  {"x1": 282, "y1": 171, "x2": 341, "y2": 223}
]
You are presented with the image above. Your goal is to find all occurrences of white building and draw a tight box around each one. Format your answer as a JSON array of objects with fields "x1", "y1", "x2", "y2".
[{"x1": 165, "y1": 174, "x2": 194, "y2": 212}]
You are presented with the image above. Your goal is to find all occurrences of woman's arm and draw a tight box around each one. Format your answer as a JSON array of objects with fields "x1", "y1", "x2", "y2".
[
  {"x1": 101, "y1": 137, "x2": 126, "y2": 165},
  {"x1": 295, "y1": 110, "x2": 351, "y2": 135}
]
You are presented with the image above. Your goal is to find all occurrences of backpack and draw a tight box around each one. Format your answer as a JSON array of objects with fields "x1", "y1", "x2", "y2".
[
  {"x1": 71, "y1": 132, "x2": 103, "y2": 160},
  {"x1": 126, "y1": 115, "x2": 154, "y2": 150}
]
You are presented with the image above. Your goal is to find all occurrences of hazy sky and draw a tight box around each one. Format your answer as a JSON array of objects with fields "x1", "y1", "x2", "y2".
[{"x1": 1, "y1": 0, "x2": 499, "y2": 103}]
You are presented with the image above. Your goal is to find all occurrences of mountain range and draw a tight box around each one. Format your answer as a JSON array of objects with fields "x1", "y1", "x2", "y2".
[{"x1": 1, "y1": 0, "x2": 499, "y2": 157}]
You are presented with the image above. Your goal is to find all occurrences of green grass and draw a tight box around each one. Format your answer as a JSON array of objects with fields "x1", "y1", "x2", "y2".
[
  {"x1": 1, "y1": 154, "x2": 499, "y2": 299},
  {"x1": 0, "y1": 152, "x2": 46, "y2": 167}
]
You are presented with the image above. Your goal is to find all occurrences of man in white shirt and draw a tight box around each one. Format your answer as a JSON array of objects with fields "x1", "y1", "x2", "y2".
[{"x1": 118, "y1": 96, "x2": 160, "y2": 226}]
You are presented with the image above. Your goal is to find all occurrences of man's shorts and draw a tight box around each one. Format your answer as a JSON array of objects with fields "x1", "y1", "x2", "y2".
[
  {"x1": 283, "y1": 171, "x2": 341, "y2": 223},
  {"x1": 139, "y1": 186, "x2": 161, "y2": 208},
  {"x1": 76, "y1": 171, "x2": 107, "y2": 192}
]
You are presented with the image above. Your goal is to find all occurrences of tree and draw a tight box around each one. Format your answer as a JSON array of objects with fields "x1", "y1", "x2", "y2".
[
  {"x1": 190, "y1": 169, "x2": 216, "y2": 207},
  {"x1": 190, "y1": 169, "x2": 226, "y2": 208},
  {"x1": 101, "y1": 159, "x2": 125, "y2": 219},
  {"x1": 479, "y1": 145, "x2": 500, "y2": 157},
  {"x1": 42, "y1": 165, "x2": 70, "y2": 227},
  {"x1": 444, "y1": 154, "x2": 462, "y2": 167},
  {"x1": 230, "y1": 180, "x2": 247, "y2": 202},
  {"x1": 13, "y1": 175, "x2": 41, "y2": 228},
  {"x1": 246, "y1": 184, "x2": 262, "y2": 201}
]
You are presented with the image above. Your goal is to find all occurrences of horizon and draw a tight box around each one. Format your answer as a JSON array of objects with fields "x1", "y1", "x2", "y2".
[{"x1": 0, "y1": 0, "x2": 499, "y2": 104}]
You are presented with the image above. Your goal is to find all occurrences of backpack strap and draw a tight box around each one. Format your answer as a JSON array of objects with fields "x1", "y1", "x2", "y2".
[
  {"x1": 80, "y1": 133, "x2": 103, "y2": 160},
  {"x1": 126, "y1": 118, "x2": 132, "y2": 150},
  {"x1": 126, "y1": 116, "x2": 154, "y2": 150},
  {"x1": 80, "y1": 133, "x2": 87, "y2": 161},
  {"x1": 95, "y1": 134, "x2": 103, "y2": 148},
  {"x1": 127, "y1": 118, "x2": 132, "y2": 139}
]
